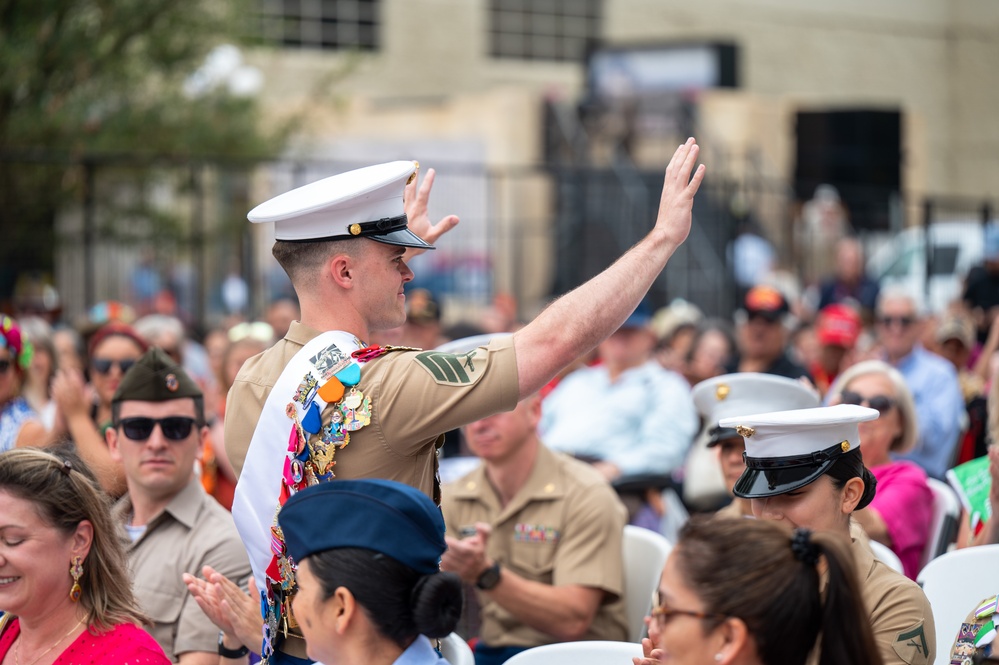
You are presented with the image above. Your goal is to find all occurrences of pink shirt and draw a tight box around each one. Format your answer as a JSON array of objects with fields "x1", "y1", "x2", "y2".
[
  {"x1": 0, "y1": 618, "x2": 170, "y2": 664},
  {"x1": 869, "y1": 460, "x2": 934, "y2": 579}
]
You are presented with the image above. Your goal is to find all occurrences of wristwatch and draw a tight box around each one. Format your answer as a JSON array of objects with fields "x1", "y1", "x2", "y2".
[
  {"x1": 475, "y1": 562, "x2": 502, "y2": 590},
  {"x1": 218, "y1": 631, "x2": 250, "y2": 659}
]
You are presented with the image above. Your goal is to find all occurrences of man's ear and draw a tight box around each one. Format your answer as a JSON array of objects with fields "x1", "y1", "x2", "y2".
[
  {"x1": 106, "y1": 426, "x2": 122, "y2": 462},
  {"x1": 329, "y1": 254, "x2": 354, "y2": 290}
]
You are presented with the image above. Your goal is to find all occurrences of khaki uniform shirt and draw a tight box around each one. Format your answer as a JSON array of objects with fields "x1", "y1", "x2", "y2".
[
  {"x1": 113, "y1": 479, "x2": 251, "y2": 662},
  {"x1": 853, "y1": 534, "x2": 935, "y2": 665},
  {"x1": 442, "y1": 446, "x2": 629, "y2": 648},
  {"x1": 225, "y1": 322, "x2": 519, "y2": 498}
]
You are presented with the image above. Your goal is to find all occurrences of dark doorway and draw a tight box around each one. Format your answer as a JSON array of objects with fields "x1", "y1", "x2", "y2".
[{"x1": 794, "y1": 110, "x2": 902, "y2": 231}]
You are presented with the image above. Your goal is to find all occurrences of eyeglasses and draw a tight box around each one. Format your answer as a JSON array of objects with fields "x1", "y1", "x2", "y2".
[
  {"x1": 650, "y1": 591, "x2": 726, "y2": 626},
  {"x1": 0, "y1": 359, "x2": 11, "y2": 373},
  {"x1": 878, "y1": 315, "x2": 915, "y2": 328},
  {"x1": 840, "y1": 390, "x2": 896, "y2": 414},
  {"x1": 119, "y1": 417, "x2": 198, "y2": 441},
  {"x1": 92, "y1": 358, "x2": 137, "y2": 375}
]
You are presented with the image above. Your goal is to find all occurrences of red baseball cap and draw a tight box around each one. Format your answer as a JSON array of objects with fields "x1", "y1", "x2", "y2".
[{"x1": 816, "y1": 304, "x2": 861, "y2": 348}]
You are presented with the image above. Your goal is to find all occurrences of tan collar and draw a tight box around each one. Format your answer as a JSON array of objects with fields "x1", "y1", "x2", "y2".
[{"x1": 451, "y1": 446, "x2": 567, "y2": 525}]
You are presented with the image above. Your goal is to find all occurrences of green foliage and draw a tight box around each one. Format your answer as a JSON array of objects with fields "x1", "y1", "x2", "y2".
[
  {"x1": 0, "y1": 0, "x2": 285, "y2": 300},
  {"x1": 0, "y1": 0, "x2": 281, "y2": 157}
]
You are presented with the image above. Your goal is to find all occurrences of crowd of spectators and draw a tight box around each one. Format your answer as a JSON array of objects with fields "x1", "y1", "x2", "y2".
[{"x1": 1, "y1": 168, "x2": 997, "y2": 665}]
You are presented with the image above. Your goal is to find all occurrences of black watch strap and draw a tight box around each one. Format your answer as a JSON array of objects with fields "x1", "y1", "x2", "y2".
[
  {"x1": 218, "y1": 632, "x2": 250, "y2": 659},
  {"x1": 475, "y1": 562, "x2": 502, "y2": 590}
]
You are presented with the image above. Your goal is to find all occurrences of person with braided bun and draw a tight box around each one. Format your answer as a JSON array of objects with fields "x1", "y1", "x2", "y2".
[
  {"x1": 719, "y1": 404, "x2": 935, "y2": 665},
  {"x1": 0, "y1": 447, "x2": 169, "y2": 664},
  {"x1": 275, "y1": 478, "x2": 464, "y2": 665},
  {"x1": 637, "y1": 515, "x2": 882, "y2": 665},
  {"x1": 0, "y1": 315, "x2": 45, "y2": 451}
]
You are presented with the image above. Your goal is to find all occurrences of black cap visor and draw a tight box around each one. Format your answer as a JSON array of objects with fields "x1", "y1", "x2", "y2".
[
  {"x1": 706, "y1": 426, "x2": 741, "y2": 448},
  {"x1": 369, "y1": 226, "x2": 434, "y2": 249},
  {"x1": 732, "y1": 441, "x2": 848, "y2": 499}
]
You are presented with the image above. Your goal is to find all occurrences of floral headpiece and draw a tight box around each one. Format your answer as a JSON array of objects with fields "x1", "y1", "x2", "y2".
[{"x1": 0, "y1": 316, "x2": 34, "y2": 371}]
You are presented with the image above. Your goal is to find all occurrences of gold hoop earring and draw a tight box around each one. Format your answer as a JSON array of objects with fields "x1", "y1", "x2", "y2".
[{"x1": 70, "y1": 556, "x2": 83, "y2": 602}]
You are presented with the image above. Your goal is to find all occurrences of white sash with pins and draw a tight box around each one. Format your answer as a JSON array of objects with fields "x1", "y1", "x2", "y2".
[{"x1": 231, "y1": 330, "x2": 363, "y2": 591}]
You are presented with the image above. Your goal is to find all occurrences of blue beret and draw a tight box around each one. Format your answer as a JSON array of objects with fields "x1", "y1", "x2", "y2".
[{"x1": 278, "y1": 479, "x2": 446, "y2": 575}]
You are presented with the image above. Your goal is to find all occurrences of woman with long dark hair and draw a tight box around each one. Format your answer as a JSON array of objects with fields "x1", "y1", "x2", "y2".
[{"x1": 642, "y1": 516, "x2": 882, "y2": 665}]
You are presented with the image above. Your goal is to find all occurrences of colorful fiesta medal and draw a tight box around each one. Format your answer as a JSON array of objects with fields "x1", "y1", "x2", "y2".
[
  {"x1": 334, "y1": 363, "x2": 361, "y2": 386},
  {"x1": 317, "y1": 376, "x2": 344, "y2": 403},
  {"x1": 301, "y1": 402, "x2": 322, "y2": 435}
]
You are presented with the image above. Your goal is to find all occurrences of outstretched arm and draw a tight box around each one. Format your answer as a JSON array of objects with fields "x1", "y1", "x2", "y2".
[{"x1": 513, "y1": 138, "x2": 705, "y2": 399}]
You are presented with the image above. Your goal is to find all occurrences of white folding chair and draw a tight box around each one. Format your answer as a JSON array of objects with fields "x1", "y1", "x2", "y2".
[
  {"x1": 439, "y1": 632, "x2": 475, "y2": 665},
  {"x1": 621, "y1": 525, "x2": 672, "y2": 643},
  {"x1": 869, "y1": 539, "x2": 905, "y2": 575},
  {"x1": 921, "y1": 478, "x2": 961, "y2": 569},
  {"x1": 916, "y1": 544, "x2": 999, "y2": 665},
  {"x1": 504, "y1": 640, "x2": 643, "y2": 665}
]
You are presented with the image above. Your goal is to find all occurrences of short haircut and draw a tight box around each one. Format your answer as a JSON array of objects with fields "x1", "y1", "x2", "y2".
[{"x1": 271, "y1": 238, "x2": 359, "y2": 285}]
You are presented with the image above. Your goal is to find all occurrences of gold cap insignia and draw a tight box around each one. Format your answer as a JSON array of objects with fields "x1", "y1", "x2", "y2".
[
  {"x1": 715, "y1": 384, "x2": 730, "y2": 401},
  {"x1": 736, "y1": 425, "x2": 755, "y2": 438},
  {"x1": 349, "y1": 223, "x2": 362, "y2": 236},
  {"x1": 841, "y1": 440, "x2": 850, "y2": 453}
]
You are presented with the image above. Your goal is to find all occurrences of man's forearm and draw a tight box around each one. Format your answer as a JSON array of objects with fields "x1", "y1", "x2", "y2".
[
  {"x1": 483, "y1": 567, "x2": 603, "y2": 642},
  {"x1": 513, "y1": 140, "x2": 704, "y2": 398}
]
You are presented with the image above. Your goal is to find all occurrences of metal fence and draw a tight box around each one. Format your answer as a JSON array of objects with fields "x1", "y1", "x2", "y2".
[{"x1": 5, "y1": 153, "x2": 994, "y2": 332}]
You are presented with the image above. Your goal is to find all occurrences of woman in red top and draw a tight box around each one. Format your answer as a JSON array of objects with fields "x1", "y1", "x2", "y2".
[{"x1": 0, "y1": 447, "x2": 169, "y2": 664}]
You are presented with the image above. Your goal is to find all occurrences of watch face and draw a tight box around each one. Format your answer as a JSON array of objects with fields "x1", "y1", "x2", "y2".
[{"x1": 477, "y1": 564, "x2": 501, "y2": 590}]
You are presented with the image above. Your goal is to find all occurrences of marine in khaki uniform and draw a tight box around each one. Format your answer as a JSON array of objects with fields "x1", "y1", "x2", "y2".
[
  {"x1": 107, "y1": 348, "x2": 251, "y2": 663},
  {"x1": 226, "y1": 142, "x2": 705, "y2": 664},
  {"x1": 441, "y1": 393, "x2": 628, "y2": 665},
  {"x1": 723, "y1": 404, "x2": 935, "y2": 665}
]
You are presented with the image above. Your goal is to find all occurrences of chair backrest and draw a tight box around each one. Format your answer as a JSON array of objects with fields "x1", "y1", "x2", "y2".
[
  {"x1": 869, "y1": 539, "x2": 905, "y2": 575},
  {"x1": 439, "y1": 632, "x2": 475, "y2": 665},
  {"x1": 922, "y1": 477, "x2": 961, "y2": 569},
  {"x1": 916, "y1": 544, "x2": 999, "y2": 665},
  {"x1": 621, "y1": 525, "x2": 673, "y2": 643},
  {"x1": 504, "y1": 640, "x2": 643, "y2": 665}
]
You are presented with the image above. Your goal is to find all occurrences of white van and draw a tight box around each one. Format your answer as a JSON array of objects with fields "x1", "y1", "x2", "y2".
[{"x1": 865, "y1": 221, "x2": 986, "y2": 314}]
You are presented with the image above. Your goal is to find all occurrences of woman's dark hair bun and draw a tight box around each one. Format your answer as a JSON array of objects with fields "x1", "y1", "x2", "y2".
[
  {"x1": 856, "y1": 467, "x2": 877, "y2": 510},
  {"x1": 410, "y1": 572, "x2": 463, "y2": 638}
]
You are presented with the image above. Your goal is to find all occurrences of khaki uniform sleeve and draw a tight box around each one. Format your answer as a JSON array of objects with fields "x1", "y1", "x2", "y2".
[
  {"x1": 368, "y1": 337, "x2": 519, "y2": 456},
  {"x1": 551, "y1": 481, "x2": 627, "y2": 598},
  {"x1": 224, "y1": 378, "x2": 270, "y2": 478},
  {"x1": 870, "y1": 576, "x2": 936, "y2": 665}
]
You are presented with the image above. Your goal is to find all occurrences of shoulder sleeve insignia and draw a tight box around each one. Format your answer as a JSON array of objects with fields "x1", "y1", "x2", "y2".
[
  {"x1": 892, "y1": 623, "x2": 930, "y2": 665},
  {"x1": 414, "y1": 349, "x2": 481, "y2": 386}
]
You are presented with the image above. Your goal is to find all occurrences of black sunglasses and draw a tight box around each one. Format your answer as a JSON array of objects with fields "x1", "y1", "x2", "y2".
[
  {"x1": 0, "y1": 359, "x2": 11, "y2": 373},
  {"x1": 119, "y1": 417, "x2": 198, "y2": 441},
  {"x1": 92, "y1": 358, "x2": 137, "y2": 375},
  {"x1": 878, "y1": 315, "x2": 915, "y2": 328},
  {"x1": 840, "y1": 390, "x2": 895, "y2": 414}
]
